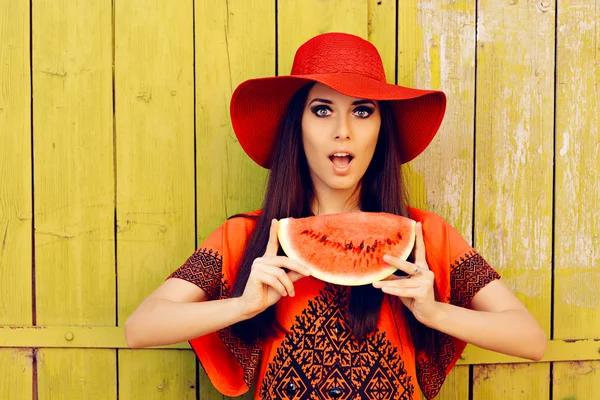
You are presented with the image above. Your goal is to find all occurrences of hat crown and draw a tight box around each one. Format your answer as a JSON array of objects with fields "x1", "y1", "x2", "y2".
[{"x1": 290, "y1": 33, "x2": 386, "y2": 82}]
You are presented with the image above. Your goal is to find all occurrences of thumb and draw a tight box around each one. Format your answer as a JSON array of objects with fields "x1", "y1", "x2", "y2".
[{"x1": 264, "y1": 219, "x2": 280, "y2": 256}]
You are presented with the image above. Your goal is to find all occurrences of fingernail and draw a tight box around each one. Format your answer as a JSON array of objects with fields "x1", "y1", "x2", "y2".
[{"x1": 383, "y1": 254, "x2": 391, "y2": 261}]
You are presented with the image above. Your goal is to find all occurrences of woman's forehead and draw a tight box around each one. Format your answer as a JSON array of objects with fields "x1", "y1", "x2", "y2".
[{"x1": 306, "y1": 82, "x2": 375, "y2": 104}]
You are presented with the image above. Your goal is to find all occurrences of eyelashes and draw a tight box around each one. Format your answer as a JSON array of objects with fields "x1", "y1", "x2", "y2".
[
  {"x1": 310, "y1": 105, "x2": 375, "y2": 118},
  {"x1": 311, "y1": 105, "x2": 332, "y2": 117}
]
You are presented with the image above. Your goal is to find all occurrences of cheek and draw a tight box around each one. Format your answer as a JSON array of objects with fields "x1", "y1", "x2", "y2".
[
  {"x1": 360, "y1": 118, "x2": 381, "y2": 154},
  {"x1": 301, "y1": 117, "x2": 327, "y2": 158}
]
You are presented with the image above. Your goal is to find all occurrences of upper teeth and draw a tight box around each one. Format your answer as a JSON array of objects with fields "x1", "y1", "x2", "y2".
[{"x1": 333, "y1": 153, "x2": 350, "y2": 157}]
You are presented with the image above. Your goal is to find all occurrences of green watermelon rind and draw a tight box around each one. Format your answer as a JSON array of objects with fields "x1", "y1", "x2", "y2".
[{"x1": 278, "y1": 215, "x2": 417, "y2": 286}]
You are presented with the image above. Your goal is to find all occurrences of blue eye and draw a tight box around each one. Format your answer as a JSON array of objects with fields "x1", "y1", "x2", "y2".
[
  {"x1": 354, "y1": 106, "x2": 374, "y2": 118},
  {"x1": 311, "y1": 105, "x2": 332, "y2": 117}
]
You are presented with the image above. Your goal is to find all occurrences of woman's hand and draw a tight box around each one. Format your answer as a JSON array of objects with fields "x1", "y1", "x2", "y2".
[
  {"x1": 372, "y1": 222, "x2": 439, "y2": 325},
  {"x1": 239, "y1": 219, "x2": 311, "y2": 319}
]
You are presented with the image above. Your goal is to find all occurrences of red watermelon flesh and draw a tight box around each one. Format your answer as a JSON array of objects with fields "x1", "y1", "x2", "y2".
[{"x1": 278, "y1": 212, "x2": 416, "y2": 286}]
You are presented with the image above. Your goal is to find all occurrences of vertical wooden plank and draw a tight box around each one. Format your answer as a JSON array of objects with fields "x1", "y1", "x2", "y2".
[
  {"x1": 0, "y1": 0, "x2": 34, "y2": 395},
  {"x1": 119, "y1": 350, "x2": 196, "y2": 400},
  {"x1": 115, "y1": 0, "x2": 196, "y2": 398},
  {"x1": 436, "y1": 365, "x2": 469, "y2": 400},
  {"x1": 398, "y1": 0, "x2": 477, "y2": 240},
  {"x1": 367, "y1": 0, "x2": 396, "y2": 84},
  {"x1": 37, "y1": 349, "x2": 116, "y2": 399},
  {"x1": 278, "y1": 0, "x2": 369, "y2": 76},
  {"x1": 473, "y1": 364, "x2": 550, "y2": 399},
  {"x1": 195, "y1": 0, "x2": 273, "y2": 243},
  {"x1": 553, "y1": 361, "x2": 600, "y2": 400},
  {"x1": 32, "y1": 0, "x2": 116, "y2": 398},
  {"x1": 553, "y1": 0, "x2": 600, "y2": 398},
  {"x1": 397, "y1": 2, "x2": 476, "y2": 397},
  {"x1": 473, "y1": 0, "x2": 554, "y2": 397},
  {"x1": 195, "y1": 1, "x2": 274, "y2": 397},
  {"x1": 0, "y1": 349, "x2": 33, "y2": 400},
  {"x1": 0, "y1": 0, "x2": 32, "y2": 328}
]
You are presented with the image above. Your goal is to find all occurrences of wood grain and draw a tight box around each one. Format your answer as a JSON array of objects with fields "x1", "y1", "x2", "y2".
[
  {"x1": 32, "y1": 0, "x2": 115, "y2": 397},
  {"x1": 553, "y1": 0, "x2": 600, "y2": 398},
  {"x1": 397, "y1": 1, "x2": 476, "y2": 396},
  {"x1": 195, "y1": 0, "x2": 272, "y2": 243},
  {"x1": 37, "y1": 348, "x2": 116, "y2": 400},
  {"x1": 115, "y1": 0, "x2": 196, "y2": 398},
  {"x1": 367, "y1": 0, "x2": 396, "y2": 84},
  {"x1": 119, "y1": 350, "x2": 196, "y2": 400},
  {"x1": 473, "y1": 0, "x2": 555, "y2": 397},
  {"x1": 398, "y1": 0, "x2": 477, "y2": 241},
  {"x1": 0, "y1": 348, "x2": 33, "y2": 400},
  {"x1": 278, "y1": 0, "x2": 368, "y2": 76},
  {"x1": 0, "y1": 0, "x2": 32, "y2": 328},
  {"x1": 473, "y1": 363, "x2": 549, "y2": 399},
  {"x1": 195, "y1": 0, "x2": 274, "y2": 397}
]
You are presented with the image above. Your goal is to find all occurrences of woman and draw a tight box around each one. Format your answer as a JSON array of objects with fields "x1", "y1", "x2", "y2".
[{"x1": 125, "y1": 33, "x2": 546, "y2": 399}]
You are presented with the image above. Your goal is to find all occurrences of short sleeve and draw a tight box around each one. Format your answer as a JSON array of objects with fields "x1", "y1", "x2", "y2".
[
  {"x1": 409, "y1": 208, "x2": 501, "y2": 399},
  {"x1": 449, "y1": 250, "x2": 501, "y2": 309},
  {"x1": 167, "y1": 216, "x2": 262, "y2": 397}
]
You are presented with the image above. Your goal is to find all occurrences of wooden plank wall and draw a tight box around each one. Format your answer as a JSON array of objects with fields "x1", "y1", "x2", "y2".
[
  {"x1": 0, "y1": 0, "x2": 33, "y2": 399},
  {"x1": 553, "y1": 0, "x2": 600, "y2": 398},
  {"x1": 0, "y1": 0, "x2": 598, "y2": 399}
]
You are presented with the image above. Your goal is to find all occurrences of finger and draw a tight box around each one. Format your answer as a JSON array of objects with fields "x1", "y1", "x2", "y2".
[
  {"x1": 377, "y1": 274, "x2": 405, "y2": 282},
  {"x1": 380, "y1": 286, "x2": 423, "y2": 298},
  {"x1": 414, "y1": 222, "x2": 428, "y2": 269},
  {"x1": 383, "y1": 255, "x2": 422, "y2": 276},
  {"x1": 287, "y1": 270, "x2": 309, "y2": 283},
  {"x1": 261, "y1": 256, "x2": 311, "y2": 276},
  {"x1": 254, "y1": 264, "x2": 296, "y2": 297},
  {"x1": 373, "y1": 279, "x2": 420, "y2": 289},
  {"x1": 252, "y1": 271, "x2": 287, "y2": 297},
  {"x1": 264, "y1": 219, "x2": 279, "y2": 257}
]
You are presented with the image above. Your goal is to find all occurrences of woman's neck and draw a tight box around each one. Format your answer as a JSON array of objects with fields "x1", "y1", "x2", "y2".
[{"x1": 311, "y1": 183, "x2": 361, "y2": 215}]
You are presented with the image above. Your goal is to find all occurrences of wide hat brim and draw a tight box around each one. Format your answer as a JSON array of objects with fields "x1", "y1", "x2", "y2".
[{"x1": 230, "y1": 73, "x2": 446, "y2": 169}]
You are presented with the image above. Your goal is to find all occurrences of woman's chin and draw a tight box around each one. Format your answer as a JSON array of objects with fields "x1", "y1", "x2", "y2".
[{"x1": 323, "y1": 176, "x2": 361, "y2": 191}]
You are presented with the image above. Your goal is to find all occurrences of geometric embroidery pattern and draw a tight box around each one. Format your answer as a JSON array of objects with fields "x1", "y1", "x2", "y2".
[
  {"x1": 259, "y1": 284, "x2": 415, "y2": 399},
  {"x1": 416, "y1": 250, "x2": 500, "y2": 399},
  {"x1": 450, "y1": 251, "x2": 501, "y2": 308},
  {"x1": 415, "y1": 333, "x2": 455, "y2": 400},
  {"x1": 169, "y1": 248, "x2": 261, "y2": 388}
]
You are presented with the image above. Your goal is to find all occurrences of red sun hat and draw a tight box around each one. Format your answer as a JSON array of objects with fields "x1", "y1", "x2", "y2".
[{"x1": 230, "y1": 32, "x2": 446, "y2": 169}]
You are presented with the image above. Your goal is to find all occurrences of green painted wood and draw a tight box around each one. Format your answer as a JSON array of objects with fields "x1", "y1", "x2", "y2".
[
  {"x1": 473, "y1": 0, "x2": 555, "y2": 397},
  {"x1": 114, "y1": 0, "x2": 196, "y2": 398},
  {"x1": 32, "y1": 0, "x2": 115, "y2": 397},
  {"x1": 553, "y1": 0, "x2": 600, "y2": 398}
]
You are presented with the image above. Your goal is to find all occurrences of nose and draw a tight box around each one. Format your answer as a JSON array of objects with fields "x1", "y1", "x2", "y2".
[{"x1": 334, "y1": 115, "x2": 352, "y2": 140}]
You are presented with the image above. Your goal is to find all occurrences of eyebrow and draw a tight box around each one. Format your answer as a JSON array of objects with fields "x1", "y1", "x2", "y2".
[{"x1": 308, "y1": 98, "x2": 377, "y2": 106}]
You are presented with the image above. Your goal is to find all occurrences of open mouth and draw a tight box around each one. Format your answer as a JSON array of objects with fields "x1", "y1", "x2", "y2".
[{"x1": 329, "y1": 152, "x2": 354, "y2": 168}]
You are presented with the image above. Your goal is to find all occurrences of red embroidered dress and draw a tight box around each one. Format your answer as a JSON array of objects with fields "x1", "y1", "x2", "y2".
[{"x1": 168, "y1": 208, "x2": 500, "y2": 399}]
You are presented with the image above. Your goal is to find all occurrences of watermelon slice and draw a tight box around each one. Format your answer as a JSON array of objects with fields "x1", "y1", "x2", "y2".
[{"x1": 278, "y1": 212, "x2": 416, "y2": 286}]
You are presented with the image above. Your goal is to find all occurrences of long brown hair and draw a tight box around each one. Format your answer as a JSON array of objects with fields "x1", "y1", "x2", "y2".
[{"x1": 230, "y1": 83, "x2": 441, "y2": 358}]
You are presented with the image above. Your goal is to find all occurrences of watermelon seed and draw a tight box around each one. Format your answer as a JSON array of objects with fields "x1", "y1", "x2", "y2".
[
  {"x1": 301, "y1": 229, "x2": 309, "y2": 234},
  {"x1": 360, "y1": 241, "x2": 364, "y2": 250},
  {"x1": 397, "y1": 233, "x2": 403, "y2": 240},
  {"x1": 386, "y1": 238, "x2": 392, "y2": 245},
  {"x1": 321, "y1": 235, "x2": 327, "y2": 242},
  {"x1": 366, "y1": 246, "x2": 370, "y2": 253}
]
